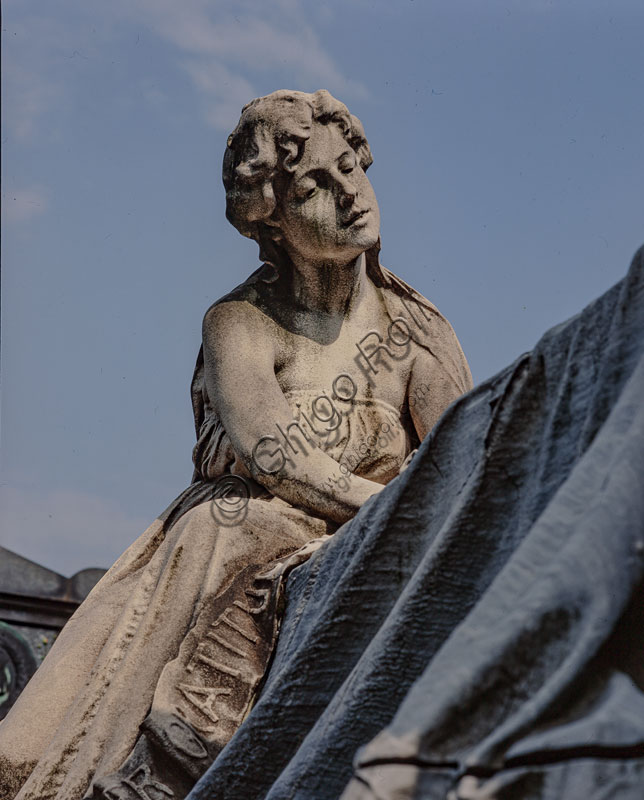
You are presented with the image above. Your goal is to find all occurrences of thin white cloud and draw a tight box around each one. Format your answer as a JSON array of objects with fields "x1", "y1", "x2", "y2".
[
  {"x1": 2, "y1": 61, "x2": 61, "y2": 142},
  {"x1": 3, "y1": 1, "x2": 367, "y2": 140},
  {"x1": 0, "y1": 485, "x2": 153, "y2": 576},
  {"x1": 1, "y1": 15, "x2": 74, "y2": 143},
  {"x1": 117, "y1": 0, "x2": 368, "y2": 130},
  {"x1": 181, "y1": 59, "x2": 256, "y2": 133},
  {"x1": 1, "y1": 186, "x2": 49, "y2": 224}
]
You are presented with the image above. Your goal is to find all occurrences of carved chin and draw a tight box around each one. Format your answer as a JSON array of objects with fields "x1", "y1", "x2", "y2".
[{"x1": 347, "y1": 222, "x2": 379, "y2": 251}]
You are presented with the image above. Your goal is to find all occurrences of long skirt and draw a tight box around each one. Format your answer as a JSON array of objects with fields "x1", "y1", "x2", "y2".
[{"x1": 0, "y1": 483, "x2": 333, "y2": 800}]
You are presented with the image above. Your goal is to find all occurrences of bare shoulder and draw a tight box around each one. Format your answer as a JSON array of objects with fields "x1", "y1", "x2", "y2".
[
  {"x1": 202, "y1": 267, "x2": 275, "y2": 347},
  {"x1": 202, "y1": 298, "x2": 272, "y2": 357}
]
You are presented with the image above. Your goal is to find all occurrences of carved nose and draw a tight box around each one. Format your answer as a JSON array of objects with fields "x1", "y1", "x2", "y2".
[{"x1": 337, "y1": 175, "x2": 357, "y2": 208}]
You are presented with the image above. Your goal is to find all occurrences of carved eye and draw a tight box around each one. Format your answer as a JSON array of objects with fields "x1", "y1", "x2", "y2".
[
  {"x1": 339, "y1": 154, "x2": 356, "y2": 175},
  {"x1": 294, "y1": 180, "x2": 317, "y2": 202}
]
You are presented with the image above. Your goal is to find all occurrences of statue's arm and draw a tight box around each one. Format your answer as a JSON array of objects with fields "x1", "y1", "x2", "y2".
[{"x1": 202, "y1": 302, "x2": 384, "y2": 524}]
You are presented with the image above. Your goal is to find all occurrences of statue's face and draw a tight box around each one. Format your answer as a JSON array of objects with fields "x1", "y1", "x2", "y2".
[{"x1": 276, "y1": 121, "x2": 380, "y2": 265}]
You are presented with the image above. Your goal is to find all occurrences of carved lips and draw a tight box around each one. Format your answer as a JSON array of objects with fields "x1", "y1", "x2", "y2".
[{"x1": 342, "y1": 207, "x2": 371, "y2": 227}]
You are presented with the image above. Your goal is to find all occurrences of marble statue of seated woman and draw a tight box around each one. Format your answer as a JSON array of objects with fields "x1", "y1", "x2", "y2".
[{"x1": 0, "y1": 89, "x2": 472, "y2": 800}]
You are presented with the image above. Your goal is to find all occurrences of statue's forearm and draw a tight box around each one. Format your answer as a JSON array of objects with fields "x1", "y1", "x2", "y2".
[{"x1": 247, "y1": 445, "x2": 384, "y2": 524}]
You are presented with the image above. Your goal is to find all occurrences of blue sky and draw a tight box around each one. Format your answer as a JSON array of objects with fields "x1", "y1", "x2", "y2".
[{"x1": 1, "y1": 0, "x2": 643, "y2": 576}]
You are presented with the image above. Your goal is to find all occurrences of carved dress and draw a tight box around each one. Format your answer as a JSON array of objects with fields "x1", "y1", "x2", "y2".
[{"x1": 0, "y1": 263, "x2": 472, "y2": 800}]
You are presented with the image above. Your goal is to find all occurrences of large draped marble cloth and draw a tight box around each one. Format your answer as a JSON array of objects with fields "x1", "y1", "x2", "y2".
[
  {"x1": 186, "y1": 246, "x2": 644, "y2": 800},
  {"x1": 0, "y1": 262, "x2": 472, "y2": 800}
]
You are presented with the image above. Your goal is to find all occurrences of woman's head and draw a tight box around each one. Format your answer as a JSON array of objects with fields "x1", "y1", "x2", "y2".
[{"x1": 223, "y1": 89, "x2": 379, "y2": 267}]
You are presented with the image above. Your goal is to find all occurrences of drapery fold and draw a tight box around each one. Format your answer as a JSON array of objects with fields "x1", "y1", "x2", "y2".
[{"x1": 189, "y1": 246, "x2": 644, "y2": 800}]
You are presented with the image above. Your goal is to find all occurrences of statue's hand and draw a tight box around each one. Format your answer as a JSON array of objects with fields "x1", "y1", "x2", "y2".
[{"x1": 398, "y1": 449, "x2": 418, "y2": 474}]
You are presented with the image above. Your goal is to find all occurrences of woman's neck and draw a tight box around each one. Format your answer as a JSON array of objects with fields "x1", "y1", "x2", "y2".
[{"x1": 282, "y1": 252, "x2": 368, "y2": 318}]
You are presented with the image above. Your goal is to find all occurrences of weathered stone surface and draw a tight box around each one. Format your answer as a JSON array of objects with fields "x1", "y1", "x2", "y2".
[
  {"x1": 0, "y1": 90, "x2": 471, "y2": 799},
  {"x1": 187, "y1": 246, "x2": 644, "y2": 799}
]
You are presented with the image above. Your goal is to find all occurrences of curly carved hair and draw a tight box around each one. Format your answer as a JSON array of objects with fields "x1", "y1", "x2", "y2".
[{"x1": 223, "y1": 89, "x2": 373, "y2": 265}]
